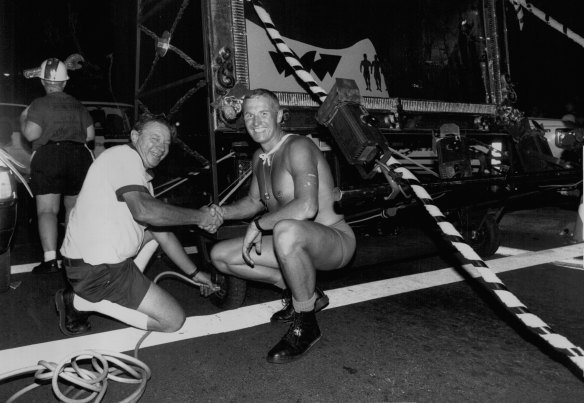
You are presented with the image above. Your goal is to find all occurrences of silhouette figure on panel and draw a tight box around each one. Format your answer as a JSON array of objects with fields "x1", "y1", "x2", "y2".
[
  {"x1": 359, "y1": 54, "x2": 372, "y2": 91},
  {"x1": 372, "y1": 54, "x2": 382, "y2": 91}
]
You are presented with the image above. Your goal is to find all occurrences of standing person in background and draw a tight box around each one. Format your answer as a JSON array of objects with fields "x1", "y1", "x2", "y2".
[
  {"x1": 20, "y1": 58, "x2": 95, "y2": 274},
  {"x1": 210, "y1": 89, "x2": 356, "y2": 363}
]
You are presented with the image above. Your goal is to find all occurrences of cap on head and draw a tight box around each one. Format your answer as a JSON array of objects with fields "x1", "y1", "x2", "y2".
[{"x1": 39, "y1": 58, "x2": 69, "y2": 82}]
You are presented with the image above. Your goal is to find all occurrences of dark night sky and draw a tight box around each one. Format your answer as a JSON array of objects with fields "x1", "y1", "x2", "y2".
[
  {"x1": 1, "y1": 0, "x2": 135, "y2": 104},
  {"x1": 1, "y1": 0, "x2": 584, "y2": 117}
]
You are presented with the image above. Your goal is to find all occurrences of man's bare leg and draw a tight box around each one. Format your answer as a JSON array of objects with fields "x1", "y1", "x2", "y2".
[
  {"x1": 273, "y1": 220, "x2": 345, "y2": 302},
  {"x1": 211, "y1": 236, "x2": 284, "y2": 286},
  {"x1": 137, "y1": 283, "x2": 186, "y2": 332},
  {"x1": 63, "y1": 194, "x2": 78, "y2": 228},
  {"x1": 266, "y1": 219, "x2": 347, "y2": 364},
  {"x1": 34, "y1": 193, "x2": 61, "y2": 273},
  {"x1": 72, "y1": 283, "x2": 185, "y2": 332}
]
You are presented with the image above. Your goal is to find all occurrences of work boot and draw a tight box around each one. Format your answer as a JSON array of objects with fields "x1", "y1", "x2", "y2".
[
  {"x1": 55, "y1": 288, "x2": 92, "y2": 337},
  {"x1": 32, "y1": 259, "x2": 60, "y2": 274},
  {"x1": 267, "y1": 310, "x2": 321, "y2": 364},
  {"x1": 271, "y1": 287, "x2": 329, "y2": 323}
]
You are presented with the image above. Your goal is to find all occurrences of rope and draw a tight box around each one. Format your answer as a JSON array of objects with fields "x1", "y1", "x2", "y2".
[
  {"x1": 140, "y1": 25, "x2": 205, "y2": 71},
  {"x1": 0, "y1": 350, "x2": 151, "y2": 403},
  {"x1": 250, "y1": 0, "x2": 328, "y2": 104},
  {"x1": 382, "y1": 160, "x2": 584, "y2": 374},
  {"x1": 167, "y1": 80, "x2": 207, "y2": 120},
  {"x1": 137, "y1": 0, "x2": 195, "y2": 95},
  {"x1": 252, "y1": 0, "x2": 584, "y2": 377},
  {"x1": 509, "y1": 0, "x2": 584, "y2": 49}
]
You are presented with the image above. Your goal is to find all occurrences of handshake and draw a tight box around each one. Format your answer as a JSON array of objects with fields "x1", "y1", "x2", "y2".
[{"x1": 198, "y1": 204, "x2": 225, "y2": 234}]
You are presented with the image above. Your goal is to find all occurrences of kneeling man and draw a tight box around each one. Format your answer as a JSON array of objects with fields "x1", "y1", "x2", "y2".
[{"x1": 57, "y1": 113, "x2": 221, "y2": 336}]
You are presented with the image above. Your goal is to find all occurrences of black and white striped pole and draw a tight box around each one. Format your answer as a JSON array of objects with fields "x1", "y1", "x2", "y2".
[{"x1": 249, "y1": 0, "x2": 584, "y2": 377}]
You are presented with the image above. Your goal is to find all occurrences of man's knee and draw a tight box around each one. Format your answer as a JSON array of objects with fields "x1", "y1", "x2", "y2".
[
  {"x1": 273, "y1": 220, "x2": 305, "y2": 256},
  {"x1": 163, "y1": 312, "x2": 186, "y2": 332},
  {"x1": 210, "y1": 243, "x2": 229, "y2": 273}
]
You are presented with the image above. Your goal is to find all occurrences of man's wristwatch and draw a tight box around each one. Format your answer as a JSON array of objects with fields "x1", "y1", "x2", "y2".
[
  {"x1": 189, "y1": 268, "x2": 200, "y2": 280},
  {"x1": 253, "y1": 216, "x2": 266, "y2": 232}
]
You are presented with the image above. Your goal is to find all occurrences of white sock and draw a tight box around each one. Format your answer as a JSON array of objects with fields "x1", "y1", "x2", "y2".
[
  {"x1": 44, "y1": 251, "x2": 57, "y2": 262},
  {"x1": 292, "y1": 292, "x2": 317, "y2": 312},
  {"x1": 73, "y1": 294, "x2": 149, "y2": 330}
]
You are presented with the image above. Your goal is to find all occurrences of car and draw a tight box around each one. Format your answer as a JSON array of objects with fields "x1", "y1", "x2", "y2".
[
  {"x1": 82, "y1": 101, "x2": 134, "y2": 157},
  {"x1": 0, "y1": 103, "x2": 27, "y2": 292}
]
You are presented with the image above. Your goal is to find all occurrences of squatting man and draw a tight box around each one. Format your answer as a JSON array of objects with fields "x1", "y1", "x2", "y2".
[
  {"x1": 56, "y1": 113, "x2": 222, "y2": 336},
  {"x1": 211, "y1": 88, "x2": 356, "y2": 363}
]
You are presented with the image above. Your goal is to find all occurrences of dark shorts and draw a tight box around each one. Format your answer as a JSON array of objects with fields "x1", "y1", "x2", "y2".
[
  {"x1": 30, "y1": 142, "x2": 93, "y2": 196},
  {"x1": 64, "y1": 258, "x2": 152, "y2": 310}
]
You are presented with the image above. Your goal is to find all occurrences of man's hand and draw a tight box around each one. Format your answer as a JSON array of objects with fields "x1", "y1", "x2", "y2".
[
  {"x1": 209, "y1": 204, "x2": 224, "y2": 221},
  {"x1": 242, "y1": 222, "x2": 262, "y2": 267},
  {"x1": 190, "y1": 270, "x2": 221, "y2": 297},
  {"x1": 198, "y1": 205, "x2": 223, "y2": 233}
]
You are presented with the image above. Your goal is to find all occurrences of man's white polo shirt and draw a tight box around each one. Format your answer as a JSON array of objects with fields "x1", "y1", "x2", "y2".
[{"x1": 61, "y1": 145, "x2": 153, "y2": 265}]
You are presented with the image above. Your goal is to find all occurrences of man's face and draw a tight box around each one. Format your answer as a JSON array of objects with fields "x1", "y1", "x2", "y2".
[
  {"x1": 131, "y1": 121, "x2": 171, "y2": 169},
  {"x1": 243, "y1": 95, "x2": 283, "y2": 144}
]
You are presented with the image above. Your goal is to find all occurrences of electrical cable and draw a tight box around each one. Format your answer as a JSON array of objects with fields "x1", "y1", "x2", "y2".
[{"x1": 0, "y1": 350, "x2": 151, "y2": 403}]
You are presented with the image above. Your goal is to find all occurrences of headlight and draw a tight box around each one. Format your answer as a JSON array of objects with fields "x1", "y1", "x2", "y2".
[{"x1": 555, "y1": 128, "x2": 584, "y2": 149}]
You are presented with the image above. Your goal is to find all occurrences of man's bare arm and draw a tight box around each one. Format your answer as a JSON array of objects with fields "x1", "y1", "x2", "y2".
[
  {"x1": 123, "y1": 191, "x2": 221, "y2": 230},
  {"x1": 86, "y1": 124, "x2": 95, "y2": 142},
  {"x1": 152, "y1": 231, "x2": 219, "y2": 294},
  {"x1": 219, "y1": 172, "x2": 265, "y2": 221},
  {"x1": 20, "y1": 107, "x2": 42, "y2": 142}
]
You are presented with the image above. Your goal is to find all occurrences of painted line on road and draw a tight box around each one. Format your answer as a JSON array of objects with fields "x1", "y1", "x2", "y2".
[
  {"x1": 552, "y1": 258, "x2": 583, "y2": 270},
  {"x1": 0, "y1": 243, "x2": 581, "y2": 374},
  {"x1": 9, "y1": 246, "x2": 200, "y2": 275},
  {"x1": 496, "y1": 246, "x2": 531, "y2": 256},
  {"x1": 0, "y1": 245, "x2": 555, "y2": 275}
]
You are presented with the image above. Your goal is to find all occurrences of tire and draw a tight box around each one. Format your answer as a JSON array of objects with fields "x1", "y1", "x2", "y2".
[
  {"x1": 459, "y1": 214, "x2": 501, "y2": 259},
  {"x1": 209, "y1": 272, "x2": 248, "y2": 310},
  {"x1": 195, "y1": 235, "x2": 247, "y2": 310},
  {"x1": 0, "y1": 249, "x2": 11, "y2": 293}
]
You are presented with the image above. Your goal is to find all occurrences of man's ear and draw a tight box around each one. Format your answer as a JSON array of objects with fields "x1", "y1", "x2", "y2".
[
  {"x1": 130, "y1": 129, "x2": 140, "y2": 143},
  {"x1": 277, "y1": 109, "x2": 283, "y2": 124}
]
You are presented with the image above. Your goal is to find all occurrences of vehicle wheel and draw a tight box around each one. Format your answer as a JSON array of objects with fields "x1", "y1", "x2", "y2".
[
  {"x1": 459, "y1": 214, "x2": 501, "y2": 259},
  {"x1": 0, "y1": 249, "x2": 11, "y2": 293},
  {"x1": 209, "y1": 272, "x2": 247, "y2": 310},
  {"x1": 195, "y1": 236, "x2": 247, "y2": 310}
]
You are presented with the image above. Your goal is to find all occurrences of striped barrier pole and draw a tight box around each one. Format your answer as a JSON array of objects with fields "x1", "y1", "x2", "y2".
[
  {"x1": 250, "y1": 0, "x2": 584, "y2": 377},
  {"x1": 510, "y1": 0, "x2": 584, "y2": 49}
]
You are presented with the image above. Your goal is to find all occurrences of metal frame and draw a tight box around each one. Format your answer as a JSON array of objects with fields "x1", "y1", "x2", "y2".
[{"x1": 221, "y1": 0, "x2": 501, "y2": 114}]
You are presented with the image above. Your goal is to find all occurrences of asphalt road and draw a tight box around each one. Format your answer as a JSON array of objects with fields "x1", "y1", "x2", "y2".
[{"x1": 0, "y1": 201, "x2": 583, "y2": 402}]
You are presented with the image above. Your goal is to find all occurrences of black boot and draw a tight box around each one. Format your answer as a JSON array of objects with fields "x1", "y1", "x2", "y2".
[
  {"x1": 55, "y1": 288, "x2": 92, "y2": 337},
  {"x1": 270, "y1": 287, "x2": 329, "y2": 323},
  {"x1": 32, "y1": 259, "x2": 60, "y2": 274},
  {"x1": 266, "y1": 310, "x2": 321, "y2": 364}
]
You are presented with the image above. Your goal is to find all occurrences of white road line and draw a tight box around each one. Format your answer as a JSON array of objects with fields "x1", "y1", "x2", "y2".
[
  {"x1": 0, "y1": 245, "x2": 549, "y2": 275},
  {"x1": 10, "y1": 263, "x2": 37, "y2": 275},
  {"x1": 552, "y1": 258, "x2": 584, "y2": 270},
  {"x1": 0, "y1": 243, "x2": 581, "y2": 375},
  {"x1": 496, "y1": 246, "x2": 531, "y2": 256},
  {"x1": 9, "y1": 246, "x2": 200, "y2": 275}
]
